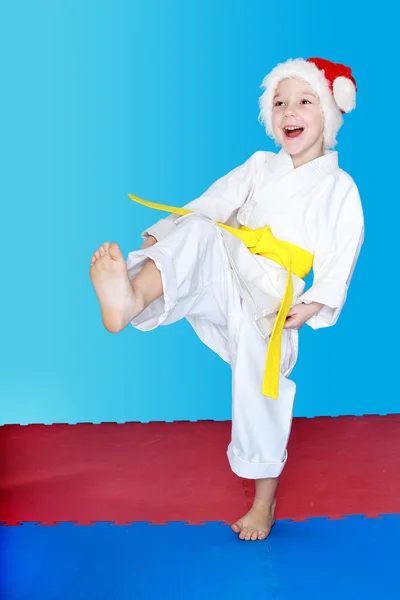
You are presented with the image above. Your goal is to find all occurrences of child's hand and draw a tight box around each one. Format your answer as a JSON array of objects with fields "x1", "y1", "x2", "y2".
[{"x1": 283, "y1": 302, "x2": 324, "y2": 330}]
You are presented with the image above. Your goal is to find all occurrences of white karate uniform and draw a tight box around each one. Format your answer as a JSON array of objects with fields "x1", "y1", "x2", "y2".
[{"x1": 126, "y1": 148, "x2": 365, "y2": 479}]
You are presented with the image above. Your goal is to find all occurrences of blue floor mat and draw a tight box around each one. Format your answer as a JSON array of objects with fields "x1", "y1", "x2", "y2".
[
  {"x1": 0, "y1": 522, "x2": 278, "y2": 600},
  {"x1": 1, "y1": 516, "x2": 399, "y2": 600},
  {"x1": 269, "y1": 515, "x2": 400, "y2": 599}
]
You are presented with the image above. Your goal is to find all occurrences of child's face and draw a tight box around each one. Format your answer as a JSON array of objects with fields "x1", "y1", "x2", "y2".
[{"x1": 272, "y1": 78, "x2": 325, "y2": 165}]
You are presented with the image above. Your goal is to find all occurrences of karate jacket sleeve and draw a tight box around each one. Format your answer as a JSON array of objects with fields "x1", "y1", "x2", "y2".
[
  {"x1": 298, "y1": 179, "x2": 365, "y2": 329},
  {"x1": 141, "y1": 151, "x2": 267, "y2": 241}
]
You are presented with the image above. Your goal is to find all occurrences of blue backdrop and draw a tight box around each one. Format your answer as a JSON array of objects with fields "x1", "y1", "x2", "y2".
[{"x1": 1, "y1": 1, "x2": 396, "y2": 424}]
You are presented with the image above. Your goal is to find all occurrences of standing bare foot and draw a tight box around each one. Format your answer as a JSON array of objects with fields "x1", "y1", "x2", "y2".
[
  {"x1": 231, "y1": 498, "x2": 276, "y2": 541},
  {"x1": 89, "y1": 242, "x2": 144, "y2": 333}
]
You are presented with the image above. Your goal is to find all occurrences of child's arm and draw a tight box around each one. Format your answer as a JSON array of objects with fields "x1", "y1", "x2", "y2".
[
  {"x1": 141, "y1": 151, "x2": 270, "y2": 243},
  {"x1": 140, "y1": 235, "x2": 157, "y2": 249},
  {"x1": 296, "y1": 180, "x2": 364, "y2": 329}
]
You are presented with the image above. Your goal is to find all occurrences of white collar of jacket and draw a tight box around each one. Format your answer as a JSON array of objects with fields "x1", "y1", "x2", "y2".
[{"x1": 269, "y1": 148, "x2": 339, "y2": 176}]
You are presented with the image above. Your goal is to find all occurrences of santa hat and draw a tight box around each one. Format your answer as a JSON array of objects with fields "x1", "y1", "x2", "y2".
[{"x1": 258, "y1": 57, "x2": 357, "y2": 149}]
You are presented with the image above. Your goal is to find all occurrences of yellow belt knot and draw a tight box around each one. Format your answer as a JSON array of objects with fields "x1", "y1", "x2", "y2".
[{"x1": 128, "y1": 193, "x2": 314, "y2": 400}]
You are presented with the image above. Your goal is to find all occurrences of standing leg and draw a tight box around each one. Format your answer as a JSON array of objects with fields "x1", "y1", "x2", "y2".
[
  {"x1": 228, "y1": 305, "x2": 296, "y2": 540},
  {"x1": 231, "y1": 477, "x2": 278, "y2": 541}
]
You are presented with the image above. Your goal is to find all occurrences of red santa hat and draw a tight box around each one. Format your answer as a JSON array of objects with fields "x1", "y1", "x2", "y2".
[{"x1": 258, "y1": 57, "x2": 357, "y2": 149}]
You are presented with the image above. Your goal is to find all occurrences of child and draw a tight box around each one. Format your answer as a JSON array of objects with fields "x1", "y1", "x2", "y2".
[{"x1": 90, "y1": 57, "x2": 364, "y2": 541}]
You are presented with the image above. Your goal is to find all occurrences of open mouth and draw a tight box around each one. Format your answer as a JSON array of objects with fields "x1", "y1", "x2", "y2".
[{"x1": 284, "y1": 126, "x2": 304, "y2": 139}]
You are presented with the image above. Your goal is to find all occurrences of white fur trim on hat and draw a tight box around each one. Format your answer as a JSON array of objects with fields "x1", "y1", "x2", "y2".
[{"x1": 258, "y1": 58, "x2": 343, "y2": 150}]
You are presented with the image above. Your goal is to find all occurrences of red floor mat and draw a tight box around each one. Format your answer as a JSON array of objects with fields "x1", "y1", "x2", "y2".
[
  {"x1": 0, "y1": 421, "x2": 245, "y2": 524},
  {"x1": 246, "y1": 415, "x2": 400, "y2": 519},
  {"x1": 1, "y1": 416, "x2": 399, "y2": 524}
]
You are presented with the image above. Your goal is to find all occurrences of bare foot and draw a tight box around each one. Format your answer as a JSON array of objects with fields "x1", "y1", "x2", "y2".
[
  {"x1": 90, "y1": 242, "x2": 144, "y2": 333},
  {"x1": 231, "y1": 499, "x2": 276, "y2": 541}
]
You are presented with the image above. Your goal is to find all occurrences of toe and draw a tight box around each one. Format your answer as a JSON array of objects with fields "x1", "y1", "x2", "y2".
[
  {"x1": 95, "y1": 250, "x2": 101, "y2": 260},
  {"x1": 244, "y1": 530, "x2": 253, "y2": 541},
  {"x1": 99, "y1": 245, "x2": 107, "y2": 257},
  {"x1": 103, "y1": 242, "x2": 110, "y2": 252},
  {"x1": 231, "y1": 521, "x2": 242, "y2": 534},
  {"x1": 239, "y1": 527, "x2": 249, "y2": 540},
  {"x1": 109, "y1": 242, "x2": 124, "y2": 262},
  {"x1": 250, "y1": 531, "x2": 258, "y2": 541},
  {"x1": 258, "y1": 531, "x2": 267, "y2": 540}
]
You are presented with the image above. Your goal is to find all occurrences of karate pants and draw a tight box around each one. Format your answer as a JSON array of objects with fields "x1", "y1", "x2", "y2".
[{"x1": 126, "y1": 214, "x2": 296, "y2": 479}]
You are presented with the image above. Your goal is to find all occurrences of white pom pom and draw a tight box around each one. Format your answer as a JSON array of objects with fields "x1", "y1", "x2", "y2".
[{"x1": 333, "y1": 76, "x2": 356, "y2": 113}]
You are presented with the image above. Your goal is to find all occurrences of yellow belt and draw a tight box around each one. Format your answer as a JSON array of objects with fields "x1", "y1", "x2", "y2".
[{"x1": 128, "y1": 193, "x2": 314, "y2": 400}]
